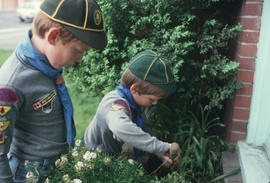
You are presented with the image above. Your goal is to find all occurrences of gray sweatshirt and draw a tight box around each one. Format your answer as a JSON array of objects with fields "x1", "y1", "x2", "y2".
[
  {"x1": 84, "y1": 90, "x2": 169, "y2": 157},
  {"x1": 0, "y1": 53, "x2": 67, "y2": 183}
]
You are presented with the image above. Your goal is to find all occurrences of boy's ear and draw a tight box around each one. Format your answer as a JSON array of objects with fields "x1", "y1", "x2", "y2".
[
  {"x1": 47, "y1": 28, "x2": 60, "y2": 45},
  {"x1": 130, "y1": 84, "x2": 139, "y2": 95}
]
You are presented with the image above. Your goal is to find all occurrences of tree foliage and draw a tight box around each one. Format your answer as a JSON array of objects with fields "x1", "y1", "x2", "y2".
[{"x1": 66, "y1": 0, "x2": 242, "y2": 111}]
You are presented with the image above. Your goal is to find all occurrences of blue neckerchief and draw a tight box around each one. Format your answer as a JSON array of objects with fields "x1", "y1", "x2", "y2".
[
  {"x1": 15, "y1": 30, "x2": 76, "y2": 147},
  {"x1": 116, "y1": 84, "x2": 143, "y2": 159}
]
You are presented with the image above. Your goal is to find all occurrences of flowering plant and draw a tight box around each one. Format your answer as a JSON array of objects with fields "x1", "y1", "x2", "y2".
[{"x1": 26, "y1": 140, "x2": 184, "y2": 183}]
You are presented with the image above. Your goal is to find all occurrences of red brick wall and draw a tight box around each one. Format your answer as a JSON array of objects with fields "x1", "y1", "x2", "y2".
[{"x1": 224, "y1": 0, "x2": 263, "y2": 147}]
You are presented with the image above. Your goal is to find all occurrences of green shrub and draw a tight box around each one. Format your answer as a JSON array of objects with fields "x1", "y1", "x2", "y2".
[
  {"x1": 66, "y1": 0, "x2": 242, "y2": 111},
  {"x1": 147, "y1": 104, "x2": 230, "y2": 182},
  {"x1": 33, "y1": 141, "x2": 185, "y2": 183}
]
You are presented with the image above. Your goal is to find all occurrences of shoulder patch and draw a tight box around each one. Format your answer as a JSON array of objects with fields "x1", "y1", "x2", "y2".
[
  {"x1": 0, "y1": 121, "x2": 10, "y2": 131},
  {"x1": 0, "y1": 88, "x2": 18, "y2": 104},
  {"x1": 0, "y1": 106, "x2": 11, "y2": 116},
  {"x1": 112, "y1": 99, "x2": 129, "y2": 110}
]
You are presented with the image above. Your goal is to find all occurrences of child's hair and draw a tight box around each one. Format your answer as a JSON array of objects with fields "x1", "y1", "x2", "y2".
[
  {"x1": 121, "y1": 69, "x2": 169, "y2": 98},
  {"x1": 32, "y1": 11, "x2": 79, "y2": 44}
]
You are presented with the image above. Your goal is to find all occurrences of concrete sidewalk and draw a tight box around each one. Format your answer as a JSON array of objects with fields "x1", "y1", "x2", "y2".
[{"x1": 222, "y1": 151, "x2": 242, "y2": 183}]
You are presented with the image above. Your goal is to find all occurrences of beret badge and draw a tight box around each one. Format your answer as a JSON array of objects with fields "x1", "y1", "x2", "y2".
[{"x1": 94, "y1": 10, "x2": 102, "y2": 25}]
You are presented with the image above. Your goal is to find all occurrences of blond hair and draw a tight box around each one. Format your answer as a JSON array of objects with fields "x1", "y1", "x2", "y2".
[
  {"x1": 121, "y1": 69, "x2": 169, "y2": 98},
  {"x1": 32, "y1": 11, "x2": 77, "y2": 44}
]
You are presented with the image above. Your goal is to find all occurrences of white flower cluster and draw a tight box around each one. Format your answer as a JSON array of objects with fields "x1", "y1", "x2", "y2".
[
  {"x1": 59, "y1": 149, "x2": 99, "y2": 181},
  {"x1": 55, "y1": 155, "x2": 68, "y2": 167},
  {"x1": 83, "y1": 151, "x2": 97, "y2": 161},
  {"x1": 103, "y1": 157, "x2": 111, "y2": 164},
  {"x1": 26, "y1": 171, "x2": 34, "y2": 179},
  {"x1": 28, "y1": 142, "x2": 123, "y2": 183},
  {"x1": 73, "y1": 178, "x2": 82, "y2": 183},
  {"x1": 44, "y1": 178, "x2": 50, "y2": 183},
  {"x1": 62, "y1": 174, "x2": 82, "y2": 183},
  {"x1": 72, "y1": 151, "x2": 79, "y2": 157},
  {"x1": 128, "y1": 159, "x2": 134, "y2": 165},
  {"x1": 62, "y1": 174, "x2": 70, "y2": 182},
  {"x1": 75, "y1": 139, "x2": 82, "y2": 147},
  {"x1": 26, "y1": 171, "x2": 38, "y2": 182},
  {"x1": 75, "y1": 161, "x2": 84, "y2": 170},
  {"x1": 72, "y1": 139, "x2": 83, "y2": 152}
]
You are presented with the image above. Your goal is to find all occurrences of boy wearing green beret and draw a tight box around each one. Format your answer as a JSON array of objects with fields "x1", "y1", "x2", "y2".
[
  {"x1": 0, "y1": 0, "x2": 107, "y2": 182},
  {"x1": 84, "y1": 50, "x2": 181, "y2": 164}
]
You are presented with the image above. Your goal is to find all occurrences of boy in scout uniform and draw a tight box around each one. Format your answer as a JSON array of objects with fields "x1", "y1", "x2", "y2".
[
  {"x1": 0, "y1": 0, "x2": 107, "y2": 182},
  {"x1": 84, "y1": 50, "x2": 181, "y2": 165}
]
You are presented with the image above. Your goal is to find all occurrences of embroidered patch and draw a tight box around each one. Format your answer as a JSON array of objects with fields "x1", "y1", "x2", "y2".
[
  {"x1": 112, "y1": 100, "x2": 129, "y2": 110},
  {"x1": 0, "y1": 106, "x2": 11, "y2": 116},
  {"x1": 0, "y1": 135, "x2": 8, "y2": 144},
  {"x1": 94, "y1": 9, "x2": 102, "y2": 25},
  {"x1": 33, "y1": 90, "x2": 56, "y2": 111},
  {"x1": 0, "y1": 121, "x2": 10, "y2": 131},
  {"x1": 0, "y1": 88, "x2": 18, "y2": 104},
  {"x1": 42, "y1": 99, "x2": 54, "y2": 114}
]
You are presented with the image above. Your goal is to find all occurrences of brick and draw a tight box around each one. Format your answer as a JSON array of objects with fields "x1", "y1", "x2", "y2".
[
  {"x1": 237, "y1": 70, "x2": 254, "y2": 83},
  {"x1": 230, "y1": 132, "x2": 247, "y2": 143},
  {"x1": 232, "y1": 108, "x2": 250, "y2": 120},
  {"x1": 239, "y1": 17, "x2": 261, "y2": 31},
  {"x1": 235, "y1": 55, "x2": 256, "y2": 71},
  {"x1": 240, "y1": 3, "x2": 263, "y2": 16},
  {"x1": 234, "y1": 96, "x2": 251, "y2": 108},
  {"x1": 237, "y1": 44, "x2": 257, "y2": 57},
  {"x1": 236, "y1": 83, "x2": 253, "y2": 96},
  {"x1": 238, "y1": 31, "x2": 260, "y2": 44},
  {"x1": 231, "y1": 121, "x2": 248, "y2": 133}
]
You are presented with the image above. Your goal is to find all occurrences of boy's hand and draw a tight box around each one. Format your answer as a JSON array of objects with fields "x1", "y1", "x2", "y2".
[
  {"x1": 162, "y1": 142, "x2": 181, "y2": 164},
  {"x1": 169, "y1": 142, "x2": 181, "y2": 162}
]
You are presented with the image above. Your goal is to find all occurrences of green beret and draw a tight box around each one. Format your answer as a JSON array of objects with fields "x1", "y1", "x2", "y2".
[
  {"x1": 40, "y1": 0, "x2": 107, "y2": 50},
  {"x1": 129, "y1": 50, "x2": 176, "y2": 93}
]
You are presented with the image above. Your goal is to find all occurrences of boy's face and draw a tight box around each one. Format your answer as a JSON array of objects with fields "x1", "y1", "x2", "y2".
[
  {"x1": 132, "y1": 93, "x2": 163, "y2": 107},
  {"x1": 130, "y1": 84, "x2": 164, "y2": 107},
  {"x1": 49, "y1": 39, "x2": 90, "y2": 69}
]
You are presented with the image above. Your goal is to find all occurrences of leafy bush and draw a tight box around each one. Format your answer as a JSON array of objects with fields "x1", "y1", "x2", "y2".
[
  {"x1": 147, "y1": 104, "x2": 230, "y2": 182},
  {"x1": 31, "y1": 140, "x2": 185, "y2": 183},
  {"x1": 66, "y1": 0, "x2": 242, "y2": 111}
]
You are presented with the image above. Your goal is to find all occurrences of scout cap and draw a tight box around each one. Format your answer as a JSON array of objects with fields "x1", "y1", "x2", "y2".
[
  {"x1": 40, "y1": 0, "x2": 107, "y2": 49},
  {"x1": 128, "y1": 50, "x2": 176, "y2": 93}
]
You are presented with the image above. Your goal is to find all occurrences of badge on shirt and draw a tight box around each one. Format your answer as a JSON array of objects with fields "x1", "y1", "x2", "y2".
[
  {"x1": 112, "y1": 100, "x2": 129, "y2": 115},
  {"x1": 0, "y1": 121, "x2": 10, "y2": 131},
  {"x1": 33, "y1": 90, "x2": 56, "y2": 113},
  {"x1": 0, "y1": 88, "x2": 18, "y2": 104},
  {"x1": 0, "y1": 106, "x2": 11, "y2": 116},
  {"x1": 112, "y1": 100, "x2": 128, "y2": 110},
  {"x1": 0, "y1": 135, "x2": 8, "y2": 144}
]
